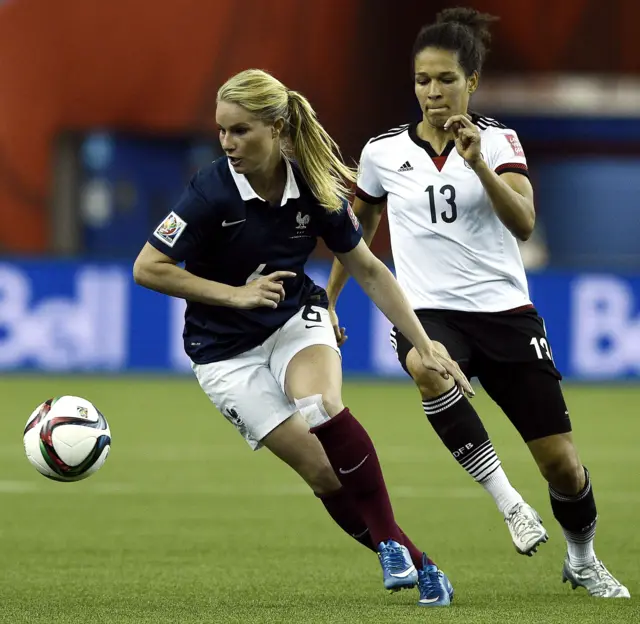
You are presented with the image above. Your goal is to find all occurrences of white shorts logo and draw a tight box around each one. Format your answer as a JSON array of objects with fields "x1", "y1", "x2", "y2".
[{"x1": 153, "y1": 211, "x2": 187, "y2": 247}]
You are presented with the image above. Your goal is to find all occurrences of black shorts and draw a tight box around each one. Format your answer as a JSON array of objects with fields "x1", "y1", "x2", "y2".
[{"x1": 391, "y1": 307, "x2": 571, "y2": 442}]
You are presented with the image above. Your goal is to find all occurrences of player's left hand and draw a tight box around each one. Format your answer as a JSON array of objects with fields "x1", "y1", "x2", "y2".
[
  {"x1": 328, "y1": 306, "x2": 348, "y2": 347},
  {"x1": 444, "y1": 114, "x2": 482, "y2": 168}
]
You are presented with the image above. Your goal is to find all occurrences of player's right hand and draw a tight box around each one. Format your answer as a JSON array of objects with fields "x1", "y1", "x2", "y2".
[
  {"x1": 232, "y1": 271, "x2": 297, "y2": 309},
  {"x1": 328, "y1": 306, "x2": 347, "y2": 346},
  {"x1": 419, "y1": 346, "x2": 475, "y2": 398}
]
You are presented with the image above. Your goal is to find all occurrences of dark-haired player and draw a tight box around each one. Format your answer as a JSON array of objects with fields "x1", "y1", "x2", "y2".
[{"x1": 327, "y1": 8, "x2": 628, "y2": 599}]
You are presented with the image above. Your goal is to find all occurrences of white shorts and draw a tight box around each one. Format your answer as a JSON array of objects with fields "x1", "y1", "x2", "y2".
[{"x1": 192, "y1": 304, "x2": 339, "y2": 450}]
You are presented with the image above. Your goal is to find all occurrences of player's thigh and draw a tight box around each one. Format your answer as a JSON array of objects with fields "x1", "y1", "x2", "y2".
[
  {"x1": 464, "y1": 307, "x2": 559, "y2": 372},
  {"x1": 284, "y1": 345, "x2": 344, "y2": 416},
  {"x1": 477, "y1": 360, "x2": 572, "y2": 443},
  {"x1": 467, "y1": 307, "x2": 571, "y2": 440},
  {"x1": 271, "y1": 303, "x2": 344, "y2": 418},
  {"x1": 192, "y1": 351, "x2": 297, "y2": 451}
]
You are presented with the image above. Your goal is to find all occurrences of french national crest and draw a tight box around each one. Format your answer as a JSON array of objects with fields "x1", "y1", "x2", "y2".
[{"x1": 296, "y1": 212, "x2": 310, "y2": 230}]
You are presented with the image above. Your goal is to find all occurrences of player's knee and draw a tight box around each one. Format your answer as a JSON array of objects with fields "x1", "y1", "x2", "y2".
[
  {"x1": 538, "y1": 451, "x2": 584, "y2": 494},
  {"x1": 407, "y1": 341, "x2": 455, "y2": 398},
  {"x1": 319, "y1": 393, "x2": 344, "y2": 419},
  {"x1": 295, "y1": 393, "x2": 343, "y2": 427}
]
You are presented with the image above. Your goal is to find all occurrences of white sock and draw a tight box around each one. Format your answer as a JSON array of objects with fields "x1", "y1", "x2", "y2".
[
  {"x1": 565, "y1": 534, "x2": 597, "y2": 567},
  {"x1": 480, "y1": 467, "x2": 524, "y2": 517}
]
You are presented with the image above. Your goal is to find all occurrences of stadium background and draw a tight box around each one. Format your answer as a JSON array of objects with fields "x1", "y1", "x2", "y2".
[{"x1": 1, "y1": 1, "x2": 638, "y2": 622}]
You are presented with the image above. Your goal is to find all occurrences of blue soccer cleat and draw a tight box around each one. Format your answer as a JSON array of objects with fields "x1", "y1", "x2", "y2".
[
  {"x1": 377, "y1": 540, "x2": 418, "y2": 592},
  {"x1": 416, "y1": 554, "x2": 454, "y2": 607}
]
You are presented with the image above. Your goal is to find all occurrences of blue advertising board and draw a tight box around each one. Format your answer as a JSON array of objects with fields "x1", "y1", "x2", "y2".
[{"x1": 1, "y1": 260, "x2": 639, "y2": 380}]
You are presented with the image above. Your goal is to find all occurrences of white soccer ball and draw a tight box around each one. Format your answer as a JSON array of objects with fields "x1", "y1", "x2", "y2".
[{"x1": 23, "y1": 396, "x2": 111, "y2": 482}]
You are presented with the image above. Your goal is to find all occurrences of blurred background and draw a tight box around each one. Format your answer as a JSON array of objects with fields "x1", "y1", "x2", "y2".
[{"x1": 1, "y1": 0, "x2": 639, "y2": 380}]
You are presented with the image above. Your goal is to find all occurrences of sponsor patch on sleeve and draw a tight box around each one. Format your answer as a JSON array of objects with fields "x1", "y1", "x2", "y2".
[
  {"x1": 505, "y1": 133, "x2": 525, "y2": 157},
  {"x1": 153, "y1": 211, "x2": 187, "y2": 247},
  {"x1": 347, "y1": 204, "x2": 360, "y2": 230}
]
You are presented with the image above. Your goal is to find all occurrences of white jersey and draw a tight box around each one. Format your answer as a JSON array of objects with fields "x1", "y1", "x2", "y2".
[{"x1": 357, "y1": 114, "x2": 532, "y2": 313}]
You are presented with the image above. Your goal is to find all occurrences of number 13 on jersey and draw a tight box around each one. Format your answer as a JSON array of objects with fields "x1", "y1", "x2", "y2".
[{"x1": 425, "y1": 185, "x2": 457, "y2": 224}]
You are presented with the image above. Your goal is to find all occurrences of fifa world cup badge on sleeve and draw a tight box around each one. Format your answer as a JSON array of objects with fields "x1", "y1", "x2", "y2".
[{"x1": 154, "y1": 211, "x2": 187, "y2": 247}]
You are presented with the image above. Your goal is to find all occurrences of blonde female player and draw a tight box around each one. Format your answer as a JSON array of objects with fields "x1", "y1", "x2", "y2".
[{"x1": 134, "y1": 69, "x2": 473, "y2": 607}]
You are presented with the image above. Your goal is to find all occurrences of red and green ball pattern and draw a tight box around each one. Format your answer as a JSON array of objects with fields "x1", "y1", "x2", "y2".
[
  {"x1": 23, "y1": 397, "x2": 55, "y2": 435},
  {"x1": 26, "y1": 398, "x2": 111, "y2": 481}
]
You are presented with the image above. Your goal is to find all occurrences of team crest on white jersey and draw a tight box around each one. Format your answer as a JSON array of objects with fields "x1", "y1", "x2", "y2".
[{"x1": 296, "y1": 212, "x2": 310, "y2": 230}]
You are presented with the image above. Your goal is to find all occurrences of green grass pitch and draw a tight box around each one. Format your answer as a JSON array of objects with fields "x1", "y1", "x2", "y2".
[{"x1": 1, "y1": 376, "x2": 638, "y2": 623}]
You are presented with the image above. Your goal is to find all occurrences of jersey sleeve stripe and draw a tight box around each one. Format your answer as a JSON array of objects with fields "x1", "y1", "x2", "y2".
[
  {"x1": 356, "y1": 187, "x2": 387, "y2": 204},
  {"x1": 495, "y1": 163, "x2": 530, "y2": 178},
  {"x1": 472, "y1": 113, "x2": 507, "y2": 130},
  {"x1": 369, "y1": 124, "x2": 410, "y2": 144}
]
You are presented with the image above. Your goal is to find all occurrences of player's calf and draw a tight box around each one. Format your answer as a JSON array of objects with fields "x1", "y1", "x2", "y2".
[
  {"x1": 407, "y1": 345, "x2": 526, "y2": 520},
  {"x1": 315, "y1": 488, "x2": 375, "y2": 551},
  {"x1": 528, "y1": 433, "x2": 584, "y2": 494}
]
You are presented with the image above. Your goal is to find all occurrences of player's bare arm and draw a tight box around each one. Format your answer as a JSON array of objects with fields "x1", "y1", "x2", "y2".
[
  {"x1": 326, "y1": 197, "x2": 384, "y2": 300},
  {"x1": 133, "y1": 242, "x2": 295, "y2": 309},
  {"x1": 335, "y1": 239, "x2": 474, "y2": 397},
  {"x1": 445, "y1": 114, "x2": 535, "y2": 241},
  {"x1": 326, "y1": 197, "x2": 385, "y2": 344}
]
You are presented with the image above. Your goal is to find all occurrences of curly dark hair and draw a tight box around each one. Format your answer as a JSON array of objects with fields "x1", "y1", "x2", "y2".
[{"x1": 412, "y1": 7, "x2": 499, "y2": 76}]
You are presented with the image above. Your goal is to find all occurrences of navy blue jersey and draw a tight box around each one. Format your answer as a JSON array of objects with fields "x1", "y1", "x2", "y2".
[{"x1": 147, "y1": 156, "x2": 362, "y2": 363}]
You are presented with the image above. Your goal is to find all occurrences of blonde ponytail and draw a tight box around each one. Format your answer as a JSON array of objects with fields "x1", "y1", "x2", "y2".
[
  {"x1": 287, "y1": 91, "x2": 356, "y2": 212},
  {"x1": 217, "y1": 69, "x2": 354, "y2": 213}
]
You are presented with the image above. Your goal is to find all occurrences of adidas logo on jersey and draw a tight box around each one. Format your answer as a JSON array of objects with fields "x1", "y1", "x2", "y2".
[{"x1": 398, "y1": 161, "x2": 413, "y2": 172}]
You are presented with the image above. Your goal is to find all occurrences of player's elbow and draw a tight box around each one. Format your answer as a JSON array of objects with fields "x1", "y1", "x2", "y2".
[
  {"x1": 516, "y1": 224, "x2": 534, "y2": 242},
  {"x1": 514, "y1": 210, "x2": 535, "y2": 241},
  {"x1": 132, "y1": 257, "x2": 154, "y2": 287},
  {"x1": 132, "y1": 262, "x2": 145, "y2": 286},
  {"x1": 355, "y1": 252, "x2": 385, "y2": 285}
]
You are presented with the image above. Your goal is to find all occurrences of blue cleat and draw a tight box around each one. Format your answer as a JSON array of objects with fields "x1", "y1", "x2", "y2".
[
  {"x1": 377, "y1": 540, "x2": 418, "y2": 592},
  {"x1": 417, "y1": 554, "x2": 454, "y2": 607}
]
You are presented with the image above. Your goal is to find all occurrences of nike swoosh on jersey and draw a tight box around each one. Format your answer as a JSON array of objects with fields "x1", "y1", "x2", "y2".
[
  {"x1": 339, "y1": 454, "x2": 369, "y2": 474},
  {"x1": 221, "y1": 219, "x2": 246, "y2": 227},
  {"x1": 305, "y1": 324, "x2": 324, "y2": 329}
]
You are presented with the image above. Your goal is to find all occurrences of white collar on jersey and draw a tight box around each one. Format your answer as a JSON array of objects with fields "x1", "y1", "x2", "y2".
[{"x1": 227, "y1": 156, "x2": 301, "y2": 206}]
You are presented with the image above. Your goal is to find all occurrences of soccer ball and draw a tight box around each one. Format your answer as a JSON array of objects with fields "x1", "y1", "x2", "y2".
[{"x1": 23, "y1": 396, "x2": 111, "y2": 482}]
